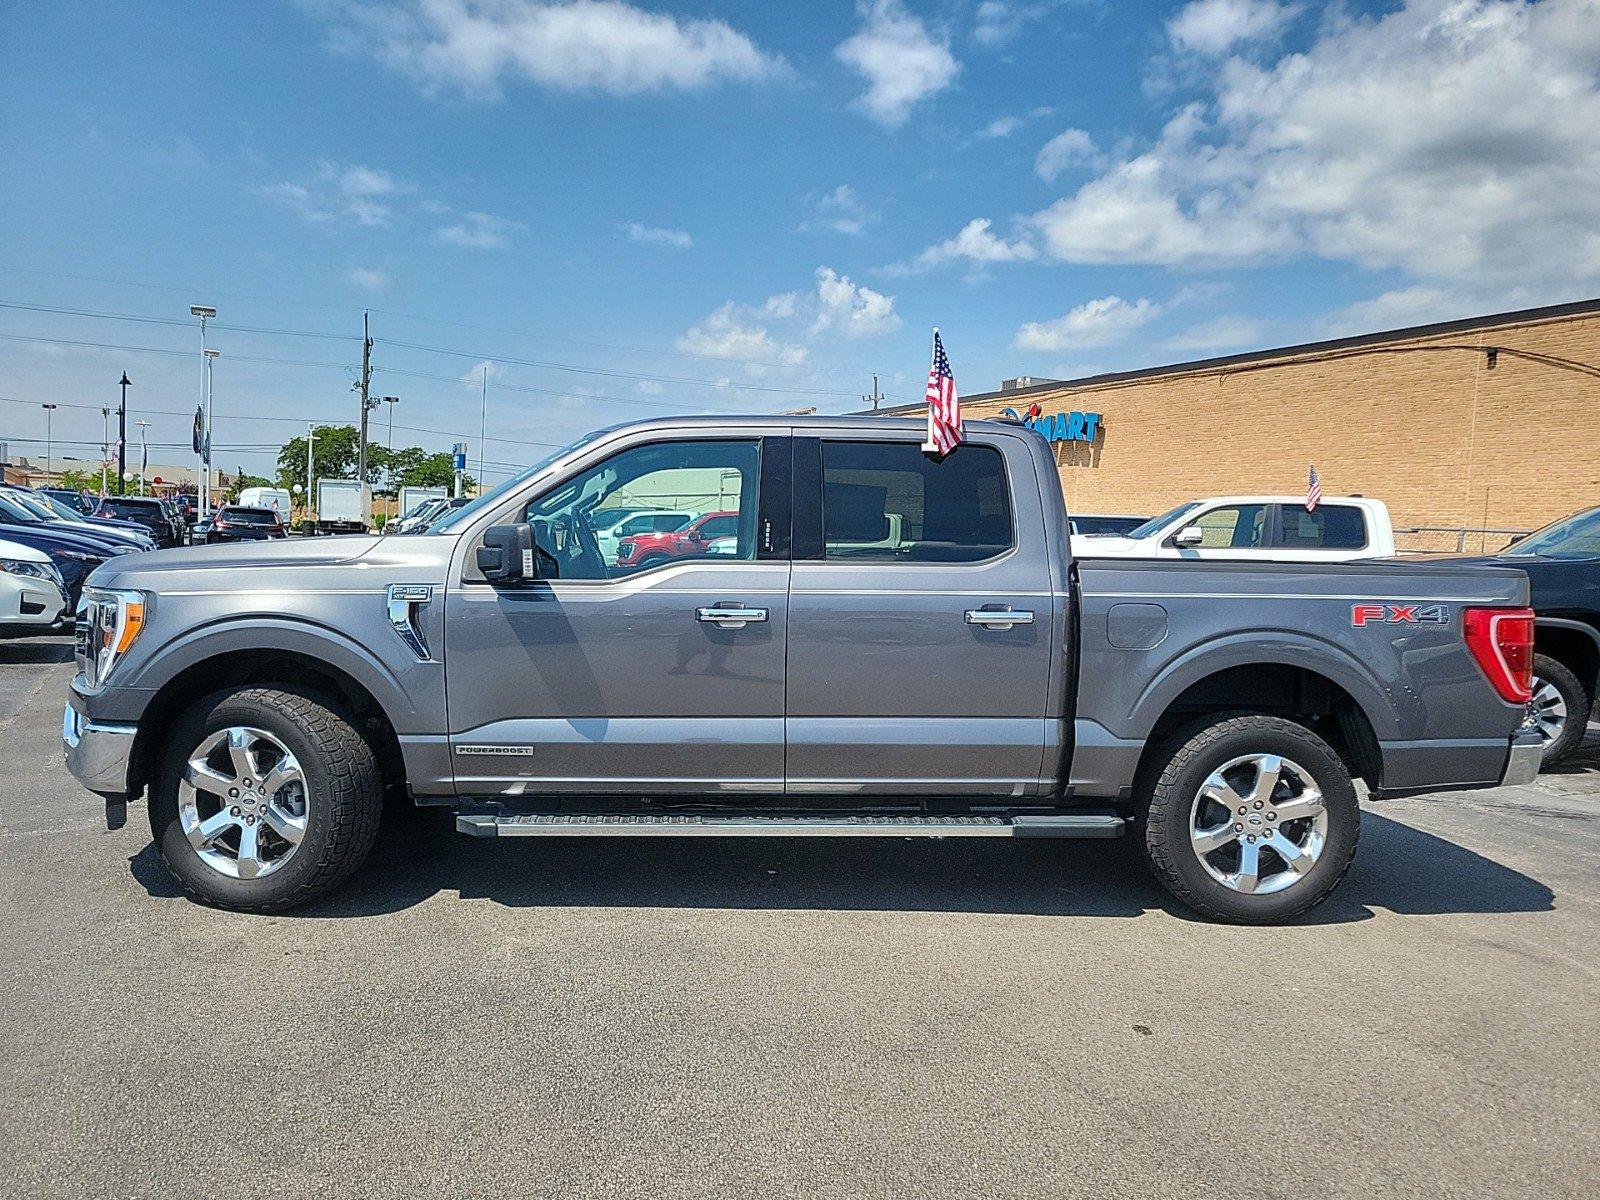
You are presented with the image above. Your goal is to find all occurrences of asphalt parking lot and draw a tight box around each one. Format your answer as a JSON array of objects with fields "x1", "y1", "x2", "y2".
[{"x1": 2, "y1": 636, "x2": 1598, "y2": 1200}]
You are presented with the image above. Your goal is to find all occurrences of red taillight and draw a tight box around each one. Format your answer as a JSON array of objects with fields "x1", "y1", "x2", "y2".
[{"x1": 1464, "y1": 607, "x2": 1534, "y2": 704}]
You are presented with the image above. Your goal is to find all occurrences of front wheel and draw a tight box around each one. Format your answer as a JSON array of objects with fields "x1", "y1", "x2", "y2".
[
  {"x1": 149, "y1": 686, "x2": 383, "y2": 912},
  {"x1": 1136, "y1": 714, "x2": 1360, "y2": 924}
]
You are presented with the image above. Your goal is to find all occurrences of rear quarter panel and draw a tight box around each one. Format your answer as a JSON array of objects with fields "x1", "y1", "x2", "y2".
[{"x1": 1071, "y1": 557, "x2": 1531, "y2": 797}]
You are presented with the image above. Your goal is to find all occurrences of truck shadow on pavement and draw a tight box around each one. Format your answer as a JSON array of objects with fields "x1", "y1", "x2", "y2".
[
  {"x1": 0, "y1": 639, "x2": 75, "y2": 665},
  {"x1": 129, "y1": 806, "x2": 1556, "y2": 925}
]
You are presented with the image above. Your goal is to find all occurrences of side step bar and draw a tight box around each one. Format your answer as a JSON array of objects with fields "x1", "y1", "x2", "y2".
[{"x1": 456, "y1": 812, "x2": 1124, "y2": 839}]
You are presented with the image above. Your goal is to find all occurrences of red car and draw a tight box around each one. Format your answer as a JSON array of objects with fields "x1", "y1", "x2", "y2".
[{"x1": 615, "y1": 510, "x2": 739, "y2": 569}]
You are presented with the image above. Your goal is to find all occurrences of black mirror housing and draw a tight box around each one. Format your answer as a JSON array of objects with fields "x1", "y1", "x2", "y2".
[{"x1": 478, "y1": 523, "x2": 537, "y2": 583}]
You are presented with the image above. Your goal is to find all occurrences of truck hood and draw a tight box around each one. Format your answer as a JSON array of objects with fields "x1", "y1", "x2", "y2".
[{"x1": 87, "y1": 532, "x2": 424, "y2": 592}]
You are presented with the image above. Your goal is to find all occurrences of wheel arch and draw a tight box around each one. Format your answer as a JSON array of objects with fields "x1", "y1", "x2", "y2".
[
  {"x1": 127, "y1": 635, "x2": 409, "y2": 799},
  {"x1": 1130, "y1": 656, "x2": 1385, "y2": 793},
  {"x1": 1534, "y1": 617, "x2": 1600, "y2": 698}
]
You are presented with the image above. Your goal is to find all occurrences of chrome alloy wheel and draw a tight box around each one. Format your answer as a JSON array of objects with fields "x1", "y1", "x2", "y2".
[
  {"x1": 1189, "y1": 754, "x2": 1328, "y2": 895},
  {"x1": 177, "y1": 727, "x2": 309, "y2": 880},
  {"x1": 1523, "y1": 677, "x2": 1568, "y2": 749}
]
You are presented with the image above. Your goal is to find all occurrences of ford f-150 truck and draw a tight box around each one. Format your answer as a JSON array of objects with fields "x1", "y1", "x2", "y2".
[{"x1": 63, "y1": 416, "x2": 1542, "y2": 923}]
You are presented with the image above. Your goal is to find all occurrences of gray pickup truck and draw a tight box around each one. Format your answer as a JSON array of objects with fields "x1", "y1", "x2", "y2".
[{"x1": 63, "y1": 416, "x2": 1542, "y2": 922}]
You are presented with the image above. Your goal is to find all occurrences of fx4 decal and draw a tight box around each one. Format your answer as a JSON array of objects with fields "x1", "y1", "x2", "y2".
[{"x1": 1352, "y1": 603, "x2": 1450, "y2": 627}]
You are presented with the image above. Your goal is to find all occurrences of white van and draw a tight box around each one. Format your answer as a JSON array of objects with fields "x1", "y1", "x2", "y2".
[
  {"x1": 1072, "y1": 496, "x2": 1395, "y2": 562},
  {"x1": 238, "y1": 487, "x2": 292, "y2": 522}
]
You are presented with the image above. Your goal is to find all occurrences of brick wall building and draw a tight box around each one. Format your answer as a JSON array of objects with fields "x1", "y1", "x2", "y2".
[{"x1": 882, "y1": 298, "x2": 1600, "y2": 551}]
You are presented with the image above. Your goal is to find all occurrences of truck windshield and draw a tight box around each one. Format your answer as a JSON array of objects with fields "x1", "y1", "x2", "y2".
[
  {"x1": 1125, "y1": 502, "x2": 1200, "y2": 540},
  {"x1": 1501, "y1": 506, "x2": 1600, "y2": 559},
  {"x1": 429, "y1": 430, "x2": 606, "y2": 534}
]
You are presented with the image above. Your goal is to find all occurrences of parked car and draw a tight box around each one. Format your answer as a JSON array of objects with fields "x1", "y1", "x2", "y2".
[
  {"x1": 16, "y1": 488, "x2": 157, "y2": 551},
  {"x1": 595, "y1": 508, "x2": 696, "y2": 563},
  {"x1": 173, "y1": 494, "x2": 199, "y2": 527},
  {"x1": 41, "y1": 487, "x2": 98, "y2": 516},
  {"x1": 0, "y1": 537, "x2": 68, "y2": 636},
  {"x1": 159, "y1": 496, "x2": 189, "y2": 545},
  {"x1": 191, "y1": 506, "x2": 289, "y2": 544},
  {"x1": 1414, "y1": 503, "x2": 1600, "y2": 768},
  {"x1": 1070, "y1": 513, "x2": 1149, "y2": 536},
  {"x1": 93, "y1": 496, "x2": 181, "y2": 548},
  {"x1": 63, "y1": 415, "x2": 1538, "y2": 923},
  {"x1": 616, "y1": 509, "x2": 741, "y2": 570},
  {"x1": 1072, "y1": 495, "x2": 1396, "y2": 562},
  {"x1": 388, "y1": 496, "x2": 470, "y2": 535},
  {"x1": 0, "y1": 491, "x2": 129, "y2": 609}
]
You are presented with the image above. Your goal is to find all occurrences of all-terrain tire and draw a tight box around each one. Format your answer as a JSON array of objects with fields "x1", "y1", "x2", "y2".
[
  {"x1": 149, "y1": 686, "x2": 383, "y2": 912},
  {"x1": 1528, "y1": 653, "x2": 1591, "y2": 770},
  {"x1": 1136, "y1": 713, "x2": 1360, "y2": 924}
]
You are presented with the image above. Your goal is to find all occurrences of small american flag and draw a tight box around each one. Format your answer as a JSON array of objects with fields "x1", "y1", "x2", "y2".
[
  {"x1": 1306, "y1": 463, "x2": 1322, "y2": 512},
  {"x1": 922, "y1": 328, "x2": 962, "y2": 455}
]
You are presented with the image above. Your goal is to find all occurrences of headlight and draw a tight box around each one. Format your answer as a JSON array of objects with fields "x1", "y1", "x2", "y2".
[
  {"x1": 80, "y1": 587, "x2": 149, "y2": 687},
  {"x1": 0, "y1": 557, "x2": 61, "y2": 583}
]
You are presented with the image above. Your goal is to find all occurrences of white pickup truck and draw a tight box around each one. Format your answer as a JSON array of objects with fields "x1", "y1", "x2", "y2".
[{"x1": 1072, "y1": 495, "x2": 1395, "y2": 562}]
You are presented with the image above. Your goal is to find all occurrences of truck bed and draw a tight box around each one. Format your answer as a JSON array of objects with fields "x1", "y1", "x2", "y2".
[{"x1": 1070, "y1": 555, "x2": 1531, "y2": 800}]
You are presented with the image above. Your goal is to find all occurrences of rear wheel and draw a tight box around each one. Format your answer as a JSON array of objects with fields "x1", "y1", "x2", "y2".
[
  {"x1": 149, "y1": 686, "x2": 383, "y2": 912},
  {"x1": 1524, "y1": 654, "x2": 1589, "y2": 770},
  {"x1": 1136, "y1": 714, "x2": 1360, "y2": 924}
]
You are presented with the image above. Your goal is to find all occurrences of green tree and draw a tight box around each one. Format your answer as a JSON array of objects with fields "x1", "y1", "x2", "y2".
[
  {"x1": 225, "y1": 467, "x2": 271, "y2": 503},
  {"x1": 276, "y1": 425, "x2": 364, "y2": 491},
  {"x1": 54, "y1": 467, "x2": 102, "y2": 493}
]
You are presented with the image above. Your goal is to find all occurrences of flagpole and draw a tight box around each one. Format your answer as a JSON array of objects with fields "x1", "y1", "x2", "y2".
[{"x1": 922, "y1": 326, "x2": 940, "y2": 453}]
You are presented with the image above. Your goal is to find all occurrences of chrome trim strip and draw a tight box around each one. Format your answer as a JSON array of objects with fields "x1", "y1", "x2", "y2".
[
  {"x1": 1500, "y1": 733, "x2": 1543, "y2": 787},
  {"x1": 386, "y1": 584, "x2": 435, "y2": 662},
  {"x1": 62, "y1": 703, "x2": 137, "y2": 796}
]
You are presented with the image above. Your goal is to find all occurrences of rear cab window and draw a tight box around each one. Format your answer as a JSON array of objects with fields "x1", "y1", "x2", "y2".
[
  {"x1": 1273, "y1": 504, "x2": 1367, "y2": 551},
  {"x1": 816, "y1": 440, "x2": 1013, "y2": 563}
]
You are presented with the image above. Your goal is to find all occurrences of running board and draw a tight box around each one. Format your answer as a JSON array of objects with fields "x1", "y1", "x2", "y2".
[{"x1": 456, "y1": 812, "x2": 1124, "y2": 839}]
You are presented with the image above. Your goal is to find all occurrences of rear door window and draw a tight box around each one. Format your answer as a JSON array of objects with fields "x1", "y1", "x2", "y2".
[
  {"x1": 1273, "y1": 504, "x2": 1367, "y2": 551},
  {"x1": 817, "y1": 441, "x2": 1013, "y2": 563}
]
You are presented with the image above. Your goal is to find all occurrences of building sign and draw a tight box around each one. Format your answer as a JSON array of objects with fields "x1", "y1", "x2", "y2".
[{"x1": 1001, "y1": 405, "x2": 1102, "y2": 444}]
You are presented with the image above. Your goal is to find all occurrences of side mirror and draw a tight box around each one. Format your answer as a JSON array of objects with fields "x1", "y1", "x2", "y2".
[
  {"x1": 477, "y1": 523, "x2": 537, "y2": 583},
  {"x1": 1172, "y1": 525, "x2": 1204, "y2": 549}
]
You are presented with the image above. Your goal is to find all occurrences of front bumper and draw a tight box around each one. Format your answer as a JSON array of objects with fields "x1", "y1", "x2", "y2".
[
  {"x1": 1500, "y1": 729, "x2": 1544, "y2": 787},
  {"x1": 62, "y1": 700, "x2": 137, "y2": 799}
]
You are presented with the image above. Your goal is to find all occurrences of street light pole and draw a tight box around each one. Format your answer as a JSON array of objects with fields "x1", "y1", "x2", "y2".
[
  {"x1": 100, "y1": 406, "x2": 110, "y2": 494},
  {"x1": 41, "y1": 403, "x2": 57, "y2": 478},
  {"x1": 117, "y1": 373, "x2": 130, "y2": 495},
  {"x1": 136, "y1": 421, "x2": 151, "y2": 494},
  {"x1": 382, "y1": 395, "x2": 399, "y2": 452},
  {"x1": 190, "y1": 305, "x2": 216, "y2": 517},
  {"x1": 306, "y1": 423, "x2": 317, "y2": 532},
  {"x1": 203, "y1": 348, "x2": 219, "y2": 515}
]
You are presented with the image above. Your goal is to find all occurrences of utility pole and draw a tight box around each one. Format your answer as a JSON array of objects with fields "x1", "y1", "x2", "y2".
[
  {"x1": 478, "y1": 363, "x2": 489, "y2": 494},
  {"x1": 41, "y1": 403, "x2": 57, "y2": 477},
  {"x1": 117, "y1": 373, "x2": 130, "y2": 494},
  {"x1": 100, "y1": 407, "x2": 110, "y2": 494},
  {"x1": 307, "y1": 423, "x2": 317, "y2": 528},
  {"x1": 355, "y1": 311, "x2": 373, "y2": 489},
  {"x1": 136, "y1": 421, "x2": 151, "y2": 494},
  {"x1": 863, "y1": 373, "x2": 883, "y2": 411}
]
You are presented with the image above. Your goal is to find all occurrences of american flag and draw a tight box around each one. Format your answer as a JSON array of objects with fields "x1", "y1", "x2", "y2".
[
  {"x1": 1306, "y1": 463, "x2": 1322, "y2": 512},
  {"x1": 922, "y1": 329, "x2": 962, "y2": 455}
]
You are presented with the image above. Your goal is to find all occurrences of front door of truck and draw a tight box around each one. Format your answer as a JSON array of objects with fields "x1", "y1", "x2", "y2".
[
  {"x1": 443, "y1": 432, "x2": 791, "y2": 796},
  {"x1": 784, "y1": 433, "x2": 1060, "y2": 797}
]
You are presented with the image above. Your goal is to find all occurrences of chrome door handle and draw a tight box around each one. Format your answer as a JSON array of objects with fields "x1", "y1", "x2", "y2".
[
  {"x1": 697, "y1": 606, "x2": 768, "y2": 628},
  {"x1": 965, "y1": 608, "x2": 1034, "y2": 628}
]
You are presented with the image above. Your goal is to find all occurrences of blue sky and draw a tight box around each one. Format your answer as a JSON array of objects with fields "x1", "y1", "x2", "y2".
[{"x1": 2, "y1": 0, "x2": 1597, "y2": 483}]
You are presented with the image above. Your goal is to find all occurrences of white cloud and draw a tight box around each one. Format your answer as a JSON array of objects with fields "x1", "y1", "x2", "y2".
[
  {"x1": 1165, "y1": 314, "x2": 1265, "y2": 352},
  {"x1": 621, "y1": 221, "x2": 693, "y2": 248},
  {"x1": 888, "y1": 217, "x2": 1037, "y2": 276},
  {"x1": 801, "y1": 184, "x2": 876, "y2": 236},
  {"x1": 1167, "y1": 0, "x2": 1297, "y2": 56},
  {"x1": 436, "y1": 211, "x2": 523, "y2": 249},
  {"x1": 345, "y1": 267, "x2": 393, "y2": 292},
  {"x1": 1015, "y1": 295, "x2": 1161, "y2": 351},
  {"x1": 811, "y1": 267, "x2": 900, "y2": 339},
  {"x1": 261, "y1": 161, "x2": 407, "y2": 227},
  {"x1": 676, "y1": 301, "x2": 809, "y2": 370},
  {"x1": 980, "y1": 115, "x2": 1023, "y2": 139},
  {"x1": 458, "y1": 358, "x2": 505, "y2": 383},
  {"x1": 1034, "y1": 128, "x2": 1096, "y2": 181},
  {"x1": 835, "y1": 1, "x2": 959, "y2": 128},
  {"x1": 1028, "y1": 0, "x2": 1600, "y2": 289},
  {"x1": 310, "y1": 0, "x2": 786, "y2": 99},
  {"x1": 972, "y1": 1, "x2": 1070, "y2": 46}
]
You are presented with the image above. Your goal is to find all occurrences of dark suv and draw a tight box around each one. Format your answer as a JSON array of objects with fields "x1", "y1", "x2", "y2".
[
  {"x1": 94, "y1": 496, "x2": 180, "y2": 548},
  {"x1": 1432, "y1": 505, "x2": 1600, "y2": 767}
]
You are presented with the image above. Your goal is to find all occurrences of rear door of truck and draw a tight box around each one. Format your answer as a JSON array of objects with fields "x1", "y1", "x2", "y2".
[{"x1": 784, "y1": 428, "x2": 1060, "y2": 796}]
